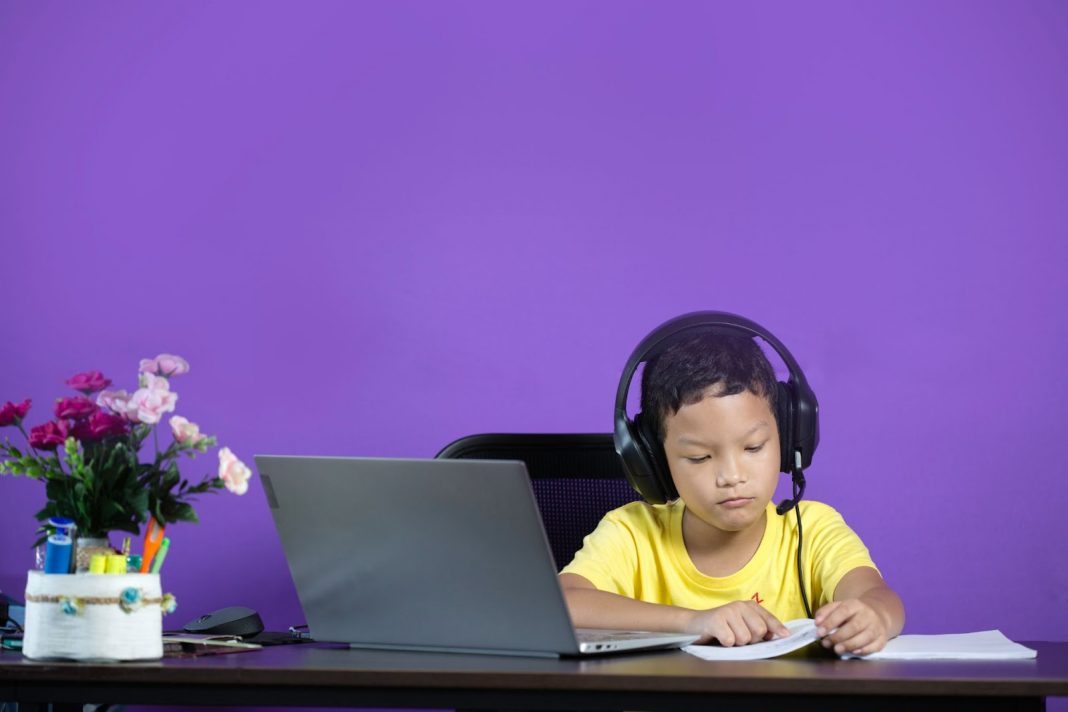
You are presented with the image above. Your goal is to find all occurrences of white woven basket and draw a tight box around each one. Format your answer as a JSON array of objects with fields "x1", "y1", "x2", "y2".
[{"x1": 23, "y1": 570, "x2": 165, "y2": 661}]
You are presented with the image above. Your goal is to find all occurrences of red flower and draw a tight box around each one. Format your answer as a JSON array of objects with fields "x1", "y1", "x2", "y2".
[
  {"x1": 0, "y1": 399, "x2": 31, "y2": 427},
  {"x1": 28, "y1": 420, "x2": 69, "y2": 450},
  {"x1": 72, "y1": 410, "x2": 129, "y2": 441},
  {"x1": 65, "y1": 371, "x2": 112, "y2": 395},
  {"x1": 54, "y1": 396, "x2": 99, "y2": 421}
]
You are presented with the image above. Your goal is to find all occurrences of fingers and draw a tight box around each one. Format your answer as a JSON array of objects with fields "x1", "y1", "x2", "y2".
[
  {"x1": 814, "y1": 601, "x2": 840, "y2": 627},
  {"x1": 816, "y1": 600, "x2": 888, "y2": 655},
  {"x1": 820, "y1": 617, "x2": 866, "y2": 655},
  {"x1": 707, "y1": 601, "x2": 786, "y2": 647},
  {"x1": 836, "y1": 629, "x2": 885, "y2": 656},
  {"x1": 758, "y1": 606, "x2": 791, "y2": 639},
  {"x1": 726, "y1": 612, "x2": 763, "y2": 646},
  {"x1": 815, "y1": 601, "x2": 847, "y2": 635},
  {"x1": 845, "y1": 635, "x2": 888, "y2": 657},
  {"x1": 706, "y1": 612, "x2": 750, "y2": 646}
]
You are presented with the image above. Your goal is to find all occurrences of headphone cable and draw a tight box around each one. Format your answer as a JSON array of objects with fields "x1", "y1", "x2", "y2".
[
  {"x1": 795, "y1": 506, "x2": 812, "y2": 618},
  {"x1": 790, "y1": 474, "x2": 813, "y2": 619}
]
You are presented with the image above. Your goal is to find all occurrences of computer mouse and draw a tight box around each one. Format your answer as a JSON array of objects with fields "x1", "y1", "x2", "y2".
[{"x1": 182, "y1": 606, "x2": 264, "y2": 638}]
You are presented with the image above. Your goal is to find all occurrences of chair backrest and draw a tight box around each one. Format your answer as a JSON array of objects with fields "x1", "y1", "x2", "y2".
[{"x1": 435, "y1": 433, "x2": 641, "y2": 570}]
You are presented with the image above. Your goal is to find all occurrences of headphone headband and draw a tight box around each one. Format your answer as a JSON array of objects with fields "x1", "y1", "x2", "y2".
[{"x1": 613, "y1": 311, "x2": 811, "y2": 420}]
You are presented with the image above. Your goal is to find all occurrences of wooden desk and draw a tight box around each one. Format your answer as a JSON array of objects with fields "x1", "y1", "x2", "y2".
[{"x1": 2, "y1": 641, "x2": 1067, "y2": 711}]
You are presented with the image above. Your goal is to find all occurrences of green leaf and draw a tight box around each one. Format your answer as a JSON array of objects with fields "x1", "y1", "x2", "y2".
[
  {"x1": 100, "y1": 499, "x2": 120, "y2": 520},
  {"x1": 172, "y1": 503, "x2": 198, "y2": 523},
  {"x1": 163, "y1": 464, "x2": 180, "y2": 490},
  {"x1": 44, "y1": 478, "x2": 67, "y2": 503},
  {"x1": 129, "y1": 488, "x2": 148, "y2": 513},
  {"x1": 112, "y1": 521, "x2": 141, "y2": 536}
]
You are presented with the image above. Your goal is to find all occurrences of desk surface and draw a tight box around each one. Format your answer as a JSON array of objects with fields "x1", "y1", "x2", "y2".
[{"x1": 3, "y1": 641, "x2": 1067, "y2": 711}]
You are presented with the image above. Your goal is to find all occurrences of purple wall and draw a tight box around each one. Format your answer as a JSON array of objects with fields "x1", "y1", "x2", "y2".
[{"x1": 2, "y1": 0, "x2": 1066, "y2": 653}]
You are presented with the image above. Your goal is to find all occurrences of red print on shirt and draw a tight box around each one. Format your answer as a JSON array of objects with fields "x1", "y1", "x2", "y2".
[{"x1": 751, "y1": 592, "x2": 764, "y2": 604}]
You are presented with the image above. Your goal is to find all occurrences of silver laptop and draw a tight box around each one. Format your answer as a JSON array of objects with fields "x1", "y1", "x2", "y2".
[{"x1": 255, "y1": 455, "x2": 699, "y2": 658}]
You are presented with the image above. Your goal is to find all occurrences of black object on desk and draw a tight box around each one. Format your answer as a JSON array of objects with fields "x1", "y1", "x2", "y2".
[
  {"x1": 0, "y1": 593, "x2": 24, "y2": 630},
  {"x1": 245, "y1": 630, "x2": 315, "y2": 646},
  {"x1": 182, "y1": 605, "x2": 264, "y2": 638}
]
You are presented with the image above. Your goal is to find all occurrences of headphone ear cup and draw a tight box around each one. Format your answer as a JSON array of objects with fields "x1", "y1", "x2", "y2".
[
  {"x1": 775, "y1": 381, "x2": 796, "y2": 474},
  {"x1": 616, "y1": 412, "x2": 665, "y2": 503},
  {"x1": 634, "y1": 412, "x2": 677, "y2": 502}
]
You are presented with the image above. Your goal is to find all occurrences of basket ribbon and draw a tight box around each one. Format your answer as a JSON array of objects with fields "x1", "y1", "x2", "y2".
[{"x1": 26, "y1": 587, "x2": 176, "y2": 615}]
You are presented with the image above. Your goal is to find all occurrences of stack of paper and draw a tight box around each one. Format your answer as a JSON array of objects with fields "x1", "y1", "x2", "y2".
[
  {"x1": 683, "y1": 622, "x2": 1038, "y2": 662},
  {"x1": 841, "y1": 630, "x2": 1037, "y2": 660}
]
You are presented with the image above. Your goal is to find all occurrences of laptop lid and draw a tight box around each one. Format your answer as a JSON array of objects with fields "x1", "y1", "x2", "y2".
[{"x1": 256, "y1": 455, "x2": 696, "y2": 657}]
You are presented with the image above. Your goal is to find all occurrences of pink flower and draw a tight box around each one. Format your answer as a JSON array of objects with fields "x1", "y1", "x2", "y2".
[
  {"x1": 128, "y1": 374, "x2": 178, "y2": 425},
  {"x1": 218, "y1": 447, "x2": 251, "y2": 495},
  {"x1": 96, "y1": 389, "x2": 136, "y2": 420},
  {"x1": 72, "y1": 410, "x2": 129, "y2": 440},
  {"x1": 65, "y1": 371, "x2": 112, "y2": 394},
  {"x1": 139, "y1": 354, "x2": 190, "y2": 377},
  {"x1": 0, "y1": 399, "x2": 31, "y2": 427},
  {"x1": 28, "y1": 420, "x2": 69, "y2": 450},
  {"x1": 169, "y1": 415, "x2": 206, "y2": 446},
  {"x1": 54, "y1": 396, "x2": 99, "y2": 420}
]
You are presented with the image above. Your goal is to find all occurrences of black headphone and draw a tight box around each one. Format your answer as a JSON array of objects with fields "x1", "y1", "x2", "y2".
[{"x1": 613, "y1": 311, "x2": 819, "y2": 513}]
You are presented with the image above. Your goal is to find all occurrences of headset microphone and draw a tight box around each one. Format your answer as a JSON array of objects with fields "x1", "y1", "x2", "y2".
[
  {"x1": 776, "y1": 451, "x2": 808, "y2": 515},
  {"x1": 776, "y1": 471, "x2": 807, "y2": 514}
]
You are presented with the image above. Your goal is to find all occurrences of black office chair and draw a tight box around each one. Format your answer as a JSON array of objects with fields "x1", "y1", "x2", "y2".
[{"x1": 435, "y1": 433, "x2": 641, "y2": 570}]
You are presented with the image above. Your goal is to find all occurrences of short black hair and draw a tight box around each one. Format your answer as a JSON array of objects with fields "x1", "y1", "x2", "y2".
[{"x1": 640, "y1": 329, "x2": 778, "y2": 441}]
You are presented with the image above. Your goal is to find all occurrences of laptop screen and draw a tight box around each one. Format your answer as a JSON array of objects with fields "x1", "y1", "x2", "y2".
[{"x1": 256, "y1": 455, "x2": 581, "y2": 656}]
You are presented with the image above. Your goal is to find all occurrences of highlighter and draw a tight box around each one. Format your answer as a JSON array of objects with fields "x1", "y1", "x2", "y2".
[
  {"x1": 149, "y1": 537, "x2": 170, "y2": 574},
  {"x1": 140, "y1": 518, "x2": 165, "y2": 573},
  {"x1": 105, "y1": 554, "x2": 127, "y2": 574},
  {"x1": 89, "y1": 554, "x2": 107, "y2": 574}
]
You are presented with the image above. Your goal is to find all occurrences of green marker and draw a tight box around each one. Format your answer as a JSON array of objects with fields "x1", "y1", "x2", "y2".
[{"x1": 149, "y1": 537, "x2": 170, "y2": 574}]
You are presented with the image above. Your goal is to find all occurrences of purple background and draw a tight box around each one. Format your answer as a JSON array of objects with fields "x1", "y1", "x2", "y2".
[{"x1": 2, "y1": 0, "x2": 1066, "y2": 667}]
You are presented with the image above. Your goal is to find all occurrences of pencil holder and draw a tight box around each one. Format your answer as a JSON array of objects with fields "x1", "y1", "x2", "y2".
[{"x1": 23, "y1": 570, "x2": 175, "y2": 661}]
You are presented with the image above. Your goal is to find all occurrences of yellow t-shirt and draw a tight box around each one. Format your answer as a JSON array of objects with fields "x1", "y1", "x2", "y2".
[{"x1": 560, "y1": 500, "x2": 878, "y2": 622}]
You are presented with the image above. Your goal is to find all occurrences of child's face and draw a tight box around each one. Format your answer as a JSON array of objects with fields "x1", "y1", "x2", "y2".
[{"x1": 661, "y1": 387, "x2": 780, "y2": 534}]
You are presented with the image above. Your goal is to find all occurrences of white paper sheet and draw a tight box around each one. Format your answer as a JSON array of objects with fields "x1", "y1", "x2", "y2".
[
  {"x1": 683, "y1": 618, "x2": 819, "y2": 661},
  {"x1": 842, "y1": 630, "x2": 1037, "y2": 660},
  {"x1": 683, "y1": 622, "x2": 1038, "y2": 662}
]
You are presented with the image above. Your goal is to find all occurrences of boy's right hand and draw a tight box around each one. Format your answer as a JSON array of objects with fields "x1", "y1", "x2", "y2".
[{"x1": 685, "y1": 601, "x2": 790, "y2": 646}]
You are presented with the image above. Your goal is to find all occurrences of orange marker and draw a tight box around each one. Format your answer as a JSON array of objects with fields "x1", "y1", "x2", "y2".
[{"x1": 140, "y1": 517, "x2": 166, "y2": 573}]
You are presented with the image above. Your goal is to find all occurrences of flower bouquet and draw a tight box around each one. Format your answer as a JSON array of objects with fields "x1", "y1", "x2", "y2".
[
  {"x1": 0, "y1": 354, "x2": 252, "y2": 661},
  {"x1": 1, "y1": 353, "x2": 250, "y2": 547}
]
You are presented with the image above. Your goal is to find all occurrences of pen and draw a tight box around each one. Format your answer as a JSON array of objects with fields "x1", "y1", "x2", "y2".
[
  {"x1": 149, "y1": 537, "x2": 170, "y2": 574},
  {"x1": 140, "y1": 518, "x2": 166, "y2": 573}
]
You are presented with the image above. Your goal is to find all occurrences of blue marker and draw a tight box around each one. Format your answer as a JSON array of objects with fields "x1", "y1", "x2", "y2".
[{"x1": 43, "y1": 517, "x2": 74, "y2": 574}]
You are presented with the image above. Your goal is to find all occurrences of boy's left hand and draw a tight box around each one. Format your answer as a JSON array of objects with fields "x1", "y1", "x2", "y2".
[{"x1": 814, "y1": 598, "x2": 889, "y2": 656}]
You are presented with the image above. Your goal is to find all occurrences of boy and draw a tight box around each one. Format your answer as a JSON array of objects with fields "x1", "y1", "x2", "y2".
[{"x1": 560, "y1": 328, "x2": 904, "y2": 656}]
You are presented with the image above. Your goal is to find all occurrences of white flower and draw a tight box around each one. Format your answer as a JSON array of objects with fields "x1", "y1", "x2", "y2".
[
  {"x1": 129, "y1": 375, "x2": 178, "y2": 425},
  {"x1": 218, "y1": 447, "x2": 251, "y2": 495},
  {"x1": 139, "y1": 354, "x2": 190, "y2": 377},
  {"x1": 96, "y1": 389, "x2": 134, "y2": 419},
  {"x1": 169, "y1": 415, "x2": 206, "y2": 446}
]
